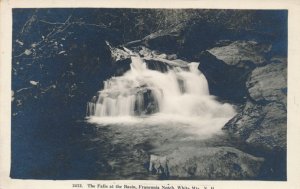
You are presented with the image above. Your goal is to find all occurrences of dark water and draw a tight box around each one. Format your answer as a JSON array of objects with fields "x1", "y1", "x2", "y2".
[
  {"x1": 11, "y1": 116, "x2": 233, "y2": 179},
  {"x1": 78, "y1": 120, "x2": 235, "y2": 179},
  {"x1": 11, "y1": 117, "x2": 286, "y2": 180}
]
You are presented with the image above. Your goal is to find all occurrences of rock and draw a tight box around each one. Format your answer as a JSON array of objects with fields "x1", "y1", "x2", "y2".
[
  {"x1": 133, "y1": 87, "x2": 160, "y2": 115},
  {"x1": 157, "y1": 53, "x2": 167, "y2": 59},
  {"x1": 142, "y1": 21, "x2": 224, "y2": 56},
  {"x1": 196, "y1": 51, "x2": 253, "y2": 102},
  {"x1": 142, "y1": 18, "x2": 279, "y2": 60},
  {"x1": 151, "y1": 147, "x2": 264, "y2": 179},
  {"x1": 137, "y1": 46, "x2": 153, "y2": 57},
  {"x1": 129, "y1": 45, "x2": 190, "y2": 74},
  {"x1": 246, "y1": 102, "x2": 286, "y2": 151},
  {"x1": 225, "y1": 101, "x2": 286, "y2": 151},
  {"x1": 133, "y1": 45, "x2": 189, "y2": 72},
  {"x1": 113, "y1": 58, "x2": 132, "y2": 76},
  {"x1": 107, "y1": 42, "x2": 131, "y2": 62},
  {"x1": 139, "y1": 89, "x2": 160, "y2": 115},
  {"x1": 143, "y1": 57, "x2": 188, "y2": 73},
  {"x1": 208, "y1": 41, "x2": 271, "y2": 66},
  {"x1": 224, "y1": 61, "x2": 287, "y2": 151},
  {"x1": 195, "y1": 41, "x2": 277, "y2": 103},
  {"x1": 246, "y1": 62, "x2": 287, "y2": 106},
  {"x1": 224, "y1": 101, "x2": 264, "y2": 140},
  {"x1": 166, "y1": 54, "x2": 177, "y2": 60},
  {"x1": 149, "y1": 155, "x2": 168, "y2": 176},
  {"x1": 107, "y1": 44, "x2": 133, "y2": 77},
  {"x1": 143, "y1": 23, "x2": 184, "y2": 54}
]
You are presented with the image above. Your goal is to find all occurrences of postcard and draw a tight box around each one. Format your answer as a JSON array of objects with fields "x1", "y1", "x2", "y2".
[{"x1": 1, "y1": 0, "x2": 300, "y2": 189}]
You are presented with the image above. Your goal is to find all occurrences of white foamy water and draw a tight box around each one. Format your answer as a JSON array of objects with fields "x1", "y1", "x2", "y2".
[{"x1": 86, "y1": 52, "x2": 235, "y2": 137}]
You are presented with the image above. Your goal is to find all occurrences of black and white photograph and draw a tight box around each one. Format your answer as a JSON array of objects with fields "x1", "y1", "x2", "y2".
[
  {"x1": 9, "y1": 8, "x2": 288, "y2": 180},
  {"x1": 1, "y1": 1, "x2": 300, "y2": 188}
]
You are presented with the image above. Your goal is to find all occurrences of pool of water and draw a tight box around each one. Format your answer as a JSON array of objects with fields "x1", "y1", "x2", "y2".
[
  {"x1": 11, "y1": 116, "x2": 285, "y2": 180},
  {"x1": 65, "y1": 118, "x2": 240, "y2": 180}
]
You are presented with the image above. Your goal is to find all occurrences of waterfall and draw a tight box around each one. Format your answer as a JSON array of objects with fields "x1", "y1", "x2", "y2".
[{"x1": 86, "y1": 51, "x2": 235, "y2": 134}]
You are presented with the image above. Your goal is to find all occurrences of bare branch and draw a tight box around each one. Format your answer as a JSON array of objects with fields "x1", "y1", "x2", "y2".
[{"x1": 16, "y1": 87, "x2": 32, "y2": 93}]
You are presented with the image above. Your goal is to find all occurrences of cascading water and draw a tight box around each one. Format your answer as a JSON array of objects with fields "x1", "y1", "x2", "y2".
[{"x1": 86, "y1": 50, "x2": 235, "y2": 137}]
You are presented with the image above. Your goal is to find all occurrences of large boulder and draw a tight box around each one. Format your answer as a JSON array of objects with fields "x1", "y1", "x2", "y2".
[
  {"x1": 224, "y1": 61, "x2": 287, "y2": 152},
  {"x1": 195, "y1": 40, "x2": 273, "y2": 103},
  {"x1": 150, "y1": 147, "x2": 264, "y2": 179},
  {"x1": 208, "y1": 40, "x2": 271, "y2": 66},
  {"x1": 224, "y1": 101, "x2": 264, "y2": 139},
  {"x1": 246, "y1": 61, "x2": 287, "y2": 106},
  {"x1": 142, "y1": 23, "x2": 185, "y2": 54},
  {"x1": 196, "y1": 51, "x2": 253, "y2": 102},
  {"x1": 246, "y1": 102, "x2": 286, "y2": 151},
  {"x1": 224, "y1": 101, "x2": 286, "y2": 152}
]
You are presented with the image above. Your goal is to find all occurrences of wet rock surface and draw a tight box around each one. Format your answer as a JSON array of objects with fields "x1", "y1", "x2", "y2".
[
  {"x1": 165, "y1": 147, "x2": 264, "y2": 179},
  {"x1": 245, "y1": 102, "x2": 286, "y2": 151},
  {"x1": 224, "y1": 62, "x2": 287, "y2": 152},
  {"x1": 246, "y1": 62, "x2": 287, "y2": 106}
]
